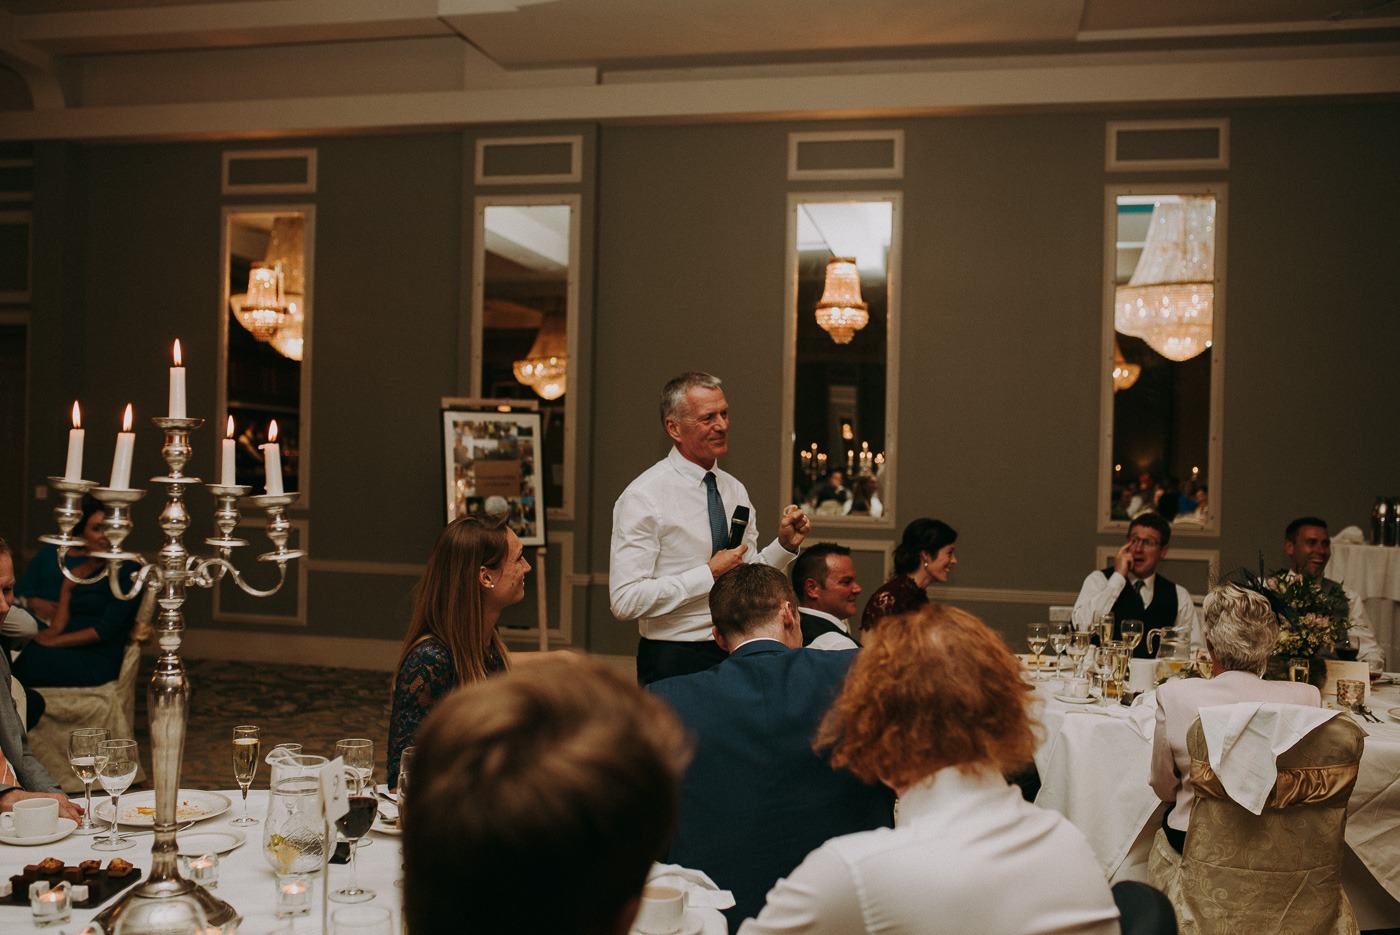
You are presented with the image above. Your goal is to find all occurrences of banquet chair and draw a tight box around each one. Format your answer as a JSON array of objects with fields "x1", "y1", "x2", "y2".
[
  {"x1": 25, "y1": 586, "x2": 157, "y2": 792},
  {"x1": 1152, "y1": 714, "x2": 1365, "y2": 935},
  {"x1": 1111, "y1": 881, "x2": 1177, "y2": 935}
]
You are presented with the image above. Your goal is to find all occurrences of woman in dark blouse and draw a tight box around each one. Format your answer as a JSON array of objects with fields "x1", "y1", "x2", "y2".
[
  {"x1": 387, "y1": 514, "x2": 531, "y2": 787},
  {"x1": 860, "y1": 518, "x2": 958, "y2": 634},
  {"x1": 14, "y1": 498, "x2": 140, "y2": 687}
]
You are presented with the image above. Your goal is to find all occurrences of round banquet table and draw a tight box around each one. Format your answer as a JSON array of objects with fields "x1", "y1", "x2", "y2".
[
  {"x1": 0, "y1": 789, "x2": 728, "y2": 934},
  {"x1": 1328, "y1": 542, "x2": 1400, "y2": 667},
  {"x1": 1029, "y1": 673, "x2": 1400, "y2": 931}
]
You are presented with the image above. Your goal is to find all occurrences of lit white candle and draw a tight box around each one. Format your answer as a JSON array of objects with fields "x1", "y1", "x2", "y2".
[
  {"x1": 221, "y1": 415, "x2": 237, "y2": 486},
  {"x1": 109, "y1": 404, "x2": 135, "y2": 489},
  {"x1": 168, "y1": 339, "x2": 187, "y2": 418},
  {"x1": 64, "y1": 401, "x2": 84, "y2": 481},
  {"x1": 261, "y1": 420, "x2": 284, "y2": 495}
]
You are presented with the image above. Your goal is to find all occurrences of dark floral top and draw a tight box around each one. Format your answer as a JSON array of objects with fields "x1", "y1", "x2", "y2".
[
  {"x1": 860, "y1": 574, "x2": 930, "y2": 634},
  {"x1": 387, "y1": 635, "x2": 505, "y2": 787}
]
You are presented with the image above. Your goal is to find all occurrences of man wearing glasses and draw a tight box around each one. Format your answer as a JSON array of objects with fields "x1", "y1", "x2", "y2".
[{"x1": 1072, "y1": 512, "x2": 1199, "y2": 657}]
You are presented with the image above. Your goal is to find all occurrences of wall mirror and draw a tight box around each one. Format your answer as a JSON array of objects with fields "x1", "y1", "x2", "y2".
[
  {"x1": 220, "y1": 207, "x2": 312, "y2": 499},
  {"x1": 781, "y1": 193, "x2": 899, "y2": 526},
  {"x1": 472, "y1": 195, "x2": 579, "y2": 518},
  {"x1": 1100, "y1": 185, "x2": 1225, "y2": 535}
]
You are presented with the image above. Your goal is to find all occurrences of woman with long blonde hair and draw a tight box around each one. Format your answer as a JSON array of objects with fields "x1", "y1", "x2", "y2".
[{"x1": 387, "y1": 514, "x2": 530, "y2": 787}]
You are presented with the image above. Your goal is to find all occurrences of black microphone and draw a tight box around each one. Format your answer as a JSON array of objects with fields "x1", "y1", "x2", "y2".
[{"x1": 727, "y1": 506, "x2": 750, "y2": 550}]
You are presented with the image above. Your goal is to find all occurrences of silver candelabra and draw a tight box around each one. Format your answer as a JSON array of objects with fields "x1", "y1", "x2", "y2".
[{"x1": 41, "y1": 415, "x2": 303, "y2": 933}]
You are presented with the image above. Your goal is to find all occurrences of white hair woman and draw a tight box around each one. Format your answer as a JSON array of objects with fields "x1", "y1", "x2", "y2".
[{"x1": 1149, "y1": 581, "x2": 1321, "y2": 858}]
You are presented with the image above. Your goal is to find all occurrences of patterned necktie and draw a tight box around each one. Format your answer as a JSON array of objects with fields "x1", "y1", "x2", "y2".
[{"x1": 703, "y1": 472, "x2": 727, "y2": 555}]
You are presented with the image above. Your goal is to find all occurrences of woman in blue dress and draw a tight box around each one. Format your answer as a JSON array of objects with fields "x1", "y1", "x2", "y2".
[{"x1": 13, "y1": 498, "x2": 140, "y2": 687}]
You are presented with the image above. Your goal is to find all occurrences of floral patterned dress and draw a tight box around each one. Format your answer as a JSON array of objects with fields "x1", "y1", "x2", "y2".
[
  {"x1": 860, "y1": 574, "x2": 930, "y2": 634},
  {"x1": 387, "y1": 636, "x2": 505, "y2": 787}
]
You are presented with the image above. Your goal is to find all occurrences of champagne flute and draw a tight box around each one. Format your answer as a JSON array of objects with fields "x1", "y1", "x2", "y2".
[
  {"x1": 1120, "y1": 619, "x2": 1144, "y2": 655},
  {"x1": 1097, "y1": 612, "x2": 1115, "y2": 646},
  {"x1": 1048, "y1": 622, "x2": 1071, "y2": 674},
  {"x1": 69, "y1": 727, "x2": 109, "y2": 836},
  {"x1": 232, "y1": 725, "x2": 261, "y2": 826},
  {"x1": 1026, "y1": 624, "x2": 1049, "y2": 680},
  {"x1": 1094, "y1": 643, "x2": 1119, "y2": 707},
  {"x1": 1067, "y1": 631, "x2": 1092, "y2": 677},
  {"x1": 93, "y1": 739, "x2": 138, "y2": 851},
  {"x1": 331, "y1": 739, "x2": 377, "y2": 904},
  {"x1": 1110, "y1": 644, "x2": 1131, "y2": 702}
]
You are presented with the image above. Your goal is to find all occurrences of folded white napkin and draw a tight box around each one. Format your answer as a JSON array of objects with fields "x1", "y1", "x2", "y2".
[
  {"x1": 1333, "y1": 525, "x2": 1365, "y2": 543},
  {"x1": 647, "y1": 863, "x2": 735, "y2": 910},
  {"x1": 1071, "y1": 692, "x2": 1157, "y2": 741},
  {"x1": 1197, "y1": 702, "x2": 1338, "y2": 815}
]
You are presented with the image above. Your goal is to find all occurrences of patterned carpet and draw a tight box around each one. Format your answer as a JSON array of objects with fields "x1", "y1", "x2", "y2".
[{"x1": 131, "y1": 655, "x2": 392, "y2": 791}]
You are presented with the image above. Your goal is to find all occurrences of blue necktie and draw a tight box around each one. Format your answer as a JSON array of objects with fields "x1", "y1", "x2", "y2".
[{"x1": 704, "y1": 472, "x2": 727, "y2": 555}]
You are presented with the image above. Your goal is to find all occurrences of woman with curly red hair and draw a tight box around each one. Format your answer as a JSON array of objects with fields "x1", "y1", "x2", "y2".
[{"x1": 738, "y1": 604, "x2": 1120, "y2": 935}]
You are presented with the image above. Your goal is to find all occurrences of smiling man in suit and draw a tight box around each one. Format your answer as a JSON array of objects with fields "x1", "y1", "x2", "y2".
[{"x1": 648, "y1": 564, "x2": 893, "y2": 930}]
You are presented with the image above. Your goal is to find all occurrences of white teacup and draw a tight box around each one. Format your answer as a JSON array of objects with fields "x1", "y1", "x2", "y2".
[
  {"x1": 1127, "y1": 658, "x2": 1158, "y2": 694},
  {"x1": 1062, "y1": 676, "x2": 1090, "y2": 699},
  {"x1": 634, "y1": 884, "x2": 685, "y2": 935},
  {"x1": 1, "y1": 798, "x2": 59, "y2": 838}
]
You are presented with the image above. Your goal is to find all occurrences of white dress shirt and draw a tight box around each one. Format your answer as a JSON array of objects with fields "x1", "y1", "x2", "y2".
[
  {"x1": 1340, "y1": 583, "x2": 1385, "y2": 668},
  {"x1": 1072, "y1": 570, "x2": 1202, "y2": 646},
  {"x1": 738, "y1": 766, "x2": 1120, "y2": 935},
  {"x1": 610, "y1": 447, "x2": 794, "y2": 641},
  {"x1": 800, "y1": 608, "x2": 859, "y2": 651}
]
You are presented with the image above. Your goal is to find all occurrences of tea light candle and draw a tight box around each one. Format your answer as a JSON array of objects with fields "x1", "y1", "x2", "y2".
[
  {"x1": 30, "y1": 882, "x2": 71, "y2": 924},
  {"x1": 261, "y1": 420, "x2": 283, "y2": 496},
  {"x1": 220, "y1": 416, "x2": 237, "y2": 486},
  {"x1": 183, "y1": 853, "x2": 219, "y2": 888},
  {"x1": 169, "y1": 339, "x2": 187, "y2": 419},
  {"x1": 64, "y1": 401, "x2": 84, "y2": 481},
  {"x1": 277, "y1": 876, "x2": 311, "y2": 916},
  {"x1": 109, "y1": 404, "x2": 135, "y2": 490}
]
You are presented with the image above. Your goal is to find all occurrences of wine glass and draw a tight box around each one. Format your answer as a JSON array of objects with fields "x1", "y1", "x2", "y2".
[
  {"x1": 331, "y1": 906, "x2": 394, "y2": 935},
  {"x1": 1048, "y1": 622, "x2": 1071, "y2": 674},
  {"x1": 93, "y1": 739, "x2": 138, "y2": 851},
  {"x1": 331, "y1": 740, "x2": 377, "y2": 904},
  {"x1": 396, "y1": 746, "x2": 414, "y2": 830},
  {"x1": 1067, "y1": 631, "x2": 1092, "y2": 676},
  {"x1": 1026, "y1": 624, "x2": 1049, "y2": 680},
  {"x1": 1119, "y1": 619, "x2": 1144, "y2": 655},
  {"x1": 232, "y1": 725, "x2": 261, "y2": 826},
  {"x1": 69, "y1": 727, "x2": 109, "y2": 836}
]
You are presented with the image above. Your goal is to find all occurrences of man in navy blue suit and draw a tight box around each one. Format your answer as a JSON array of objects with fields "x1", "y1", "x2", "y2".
[{"x1": 649, "y1": 564, "x2": 894, "y2": 931}]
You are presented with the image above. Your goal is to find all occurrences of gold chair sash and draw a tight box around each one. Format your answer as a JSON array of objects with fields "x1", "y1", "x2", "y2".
[{"x1": 1190, "y1": 758, "x2": 1358, "y2": 809}]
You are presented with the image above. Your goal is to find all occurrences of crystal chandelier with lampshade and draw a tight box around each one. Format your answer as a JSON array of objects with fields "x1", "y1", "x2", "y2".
[
  {"x1": 1115, "y1": 197, "x2": 1215, "y2": 363},
  {"x1": 229, "y1": 216, "x2": 307, "y2": 361},
  {"x1": 814, "y1": 257, "x2": 869, "y2": 345},
  {"x1": 1112, "y1": 340, "x2": 1141, "y2": 392}
]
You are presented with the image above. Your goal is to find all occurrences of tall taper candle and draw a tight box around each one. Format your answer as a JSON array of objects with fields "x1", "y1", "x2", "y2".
[
  {"x1": 109, "y1": 404, "x2": 135, "y2": 489},
  {"x1": 64, "y1": 401, "x2": 84, "y2": 481},
  {"x1": 261, "y1": 420, "x2": 284, "y2": 496},
  {"x1": 168, "y1": 339, "x2": 187, "y2": 418},
  {"x1": 221, "y1": 415, "x2": 237, "y2": 486}
]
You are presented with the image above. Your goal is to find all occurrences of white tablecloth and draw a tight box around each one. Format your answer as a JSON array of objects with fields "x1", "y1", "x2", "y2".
[
  {"x1": 1328, "y1": 543, "x2": 1400, "y2": 665},
  {"x1": 0, "y1": 790, "x2": 727, "y2": 935},
  {"x1": 1031, "y1": 678, "x2": 1400, "y2": 931}
]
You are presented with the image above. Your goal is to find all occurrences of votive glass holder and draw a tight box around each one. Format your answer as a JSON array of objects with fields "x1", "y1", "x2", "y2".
[
  {"x1": 30, "y1": 881, "x2": 71, "y2": 927},
  {"x1": 1288, "y1": 657, "x2": 1311, "y2": 683},
  {"x1": 1337, "y1": 678, "x2": 1366, "y2": 711},
  {"x1": 180, "y1": 852, "x2": 220, "y2": 889},
  {"x1": 276, "y1": 874, "x2": 313, "y2": 918}
]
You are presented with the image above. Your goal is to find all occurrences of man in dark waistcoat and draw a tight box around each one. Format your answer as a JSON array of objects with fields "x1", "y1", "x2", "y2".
[
  {"x1": 792, "y1": 542, "x2": 861, "y2": 650},
  {"x1": 1071, "y1": 512, "x2": 1200, "y2": 658},
  {"x1": 1280, "y1": 516, "x2": 1384, "y2": 669}
]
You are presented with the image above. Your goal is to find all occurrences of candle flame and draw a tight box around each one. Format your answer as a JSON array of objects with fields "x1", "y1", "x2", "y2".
[
  {"x1": 121, "y1": 403, "x2": 133, "y2": 432},
  {"x1": 226, "y1": 415, "x2": 235, "y2": 439},
  {"x1": 268, "y1": 420, "x2": 279, "y2": 443},
  {"x1": 71, "y1": 401, "x2": 81, "y2": 429},
  {"x1": 173, "y1": 338, "x2": 183, "y2": 367}
]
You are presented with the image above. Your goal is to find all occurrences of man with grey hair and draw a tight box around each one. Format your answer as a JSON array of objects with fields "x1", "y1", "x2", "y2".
[{"x1": 612, "y1": 371, "x2": 811, "y2": 684}]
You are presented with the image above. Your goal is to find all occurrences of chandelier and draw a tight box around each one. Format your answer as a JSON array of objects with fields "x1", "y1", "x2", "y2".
[
  {"x1": 1112, "y1": 340, "x2": 1141, "y2": 392},
  {"x1": 1115, "y1": 198, "x2": 1215, "y2": 362},
  {"x1": 230, "y1": 216, "x2": 307, "y2": 361},
  {"x1": 814, "y1": 257, "x2": 869, "y2": 345},
  {"x1": 513, "y1": 305, "x2": 567, "y2": 400}
]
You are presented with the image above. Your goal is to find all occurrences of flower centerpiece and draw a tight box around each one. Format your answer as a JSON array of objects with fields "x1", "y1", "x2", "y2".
[{"x1": 1262, "y1": 570, "x2": 1350, "y2": 682}]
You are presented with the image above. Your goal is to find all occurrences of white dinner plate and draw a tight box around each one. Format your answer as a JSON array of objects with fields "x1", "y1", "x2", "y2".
[
  {"x1": 1053, "y1": 693, "x2": 1096, "y2": 705},
  {"x1": 630, "y1": 908, "x2": 704, "y2": 935},
  {"x1": 371, "y1": 814, "x2": 401, "y2": 836},
  {"x1": 177, "y1": 829, "x2": 247, "y2": 857},
  {"x1": 0, "y1": 817, "x2": 77, "y2": 846},
  {"x1": 97, "y1": 790, "x2": 232, "y2": 828},
  {"x1": 1387, "y1": 707, "x2": 1400, "y2": 723}
]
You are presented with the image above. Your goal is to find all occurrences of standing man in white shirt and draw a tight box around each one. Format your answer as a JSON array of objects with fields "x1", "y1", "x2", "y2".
[
  {"x1": 1072, "y1": 512, "x2": 1200, "y2": 655},
  {"x1": 792, "y1": 543, "x2": 861, "y2": 650},
  {"x1": 611, "y1": 371, "x2": 811, "y2": 685},
  {"x1": 1282, "y1": 516, "x2": 1384, "y2": 669}
]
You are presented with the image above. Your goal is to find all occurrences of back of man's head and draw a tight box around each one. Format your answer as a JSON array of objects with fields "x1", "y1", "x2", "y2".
[
  {"x1": 791, "y1": 543, "x2": 849, "y2": 606},
  {"x1": 403, "y1": 656, "x2": 691, "y2": 935},
  {"x1": 711, "y1": 564, "x2": 796, "y2": 641}
]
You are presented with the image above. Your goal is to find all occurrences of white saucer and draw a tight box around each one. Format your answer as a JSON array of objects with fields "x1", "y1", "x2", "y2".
[
  {"x1": 177, "y1": 829, "x2": 247, "y2": 856},
  {"x1": 1387, "y1": 707, "x2": 1400, "y2": 723},
  {"x1": 0, "y1": 817, "x2": 77, "y2": 846},
  {"x1": 631, "y1": 908, "x2": 704, "y2": 935},
  {"x1": 1053, "y1": 693, "x2": 1096, "y2": 705},
  {"x1": 371, "y1": 815, "x2": 401, "y2": 836}
]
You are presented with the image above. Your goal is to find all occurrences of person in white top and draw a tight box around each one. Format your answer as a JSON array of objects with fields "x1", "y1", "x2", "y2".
[
  {"x1": 1282, "y1": 517, "x2": 1384, "y2": 669},
  {"x1": 792, "y1": 543, "x2": 861, "y2": 650},
  {"x1": 739, "y1": 603, "x2": 1121, "y2": 935},
  {"x1": 1072, "y1": 511, "x2": 1201, "y2": 652},
  {"x1": 611, "y1": 372, "x2": 810, "y2": 684}
]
